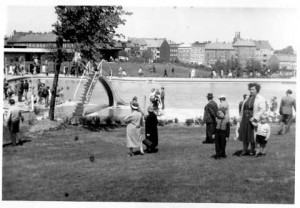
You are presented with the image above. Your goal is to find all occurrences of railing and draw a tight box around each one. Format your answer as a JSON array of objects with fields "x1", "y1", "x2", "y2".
[
  {"x1": 73, "y1": 69, "x2": 87, "y2": 100},
  {"x1": 85, "y1": 71, "x2": 100, "y2": 103}
]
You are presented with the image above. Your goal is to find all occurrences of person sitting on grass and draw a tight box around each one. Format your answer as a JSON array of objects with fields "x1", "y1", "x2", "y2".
[
  {"x1": 251, "y1": 114, "x2": 271, "y2": 157},
  {"x1": 212, "y1": 105, "x2": 230, "y2": 159}
]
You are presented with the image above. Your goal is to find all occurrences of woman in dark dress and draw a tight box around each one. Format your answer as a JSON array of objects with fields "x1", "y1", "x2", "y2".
[
  {"x1": 144, "y1": 105, "x2": 158, "y2": 153},
  {"x1": 239, "y1": 83, "x2": 266, "y2": 156}
]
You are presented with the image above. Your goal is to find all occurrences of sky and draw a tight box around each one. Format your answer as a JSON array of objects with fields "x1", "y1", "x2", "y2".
[{"x1": 2, "y1": 2, "x2": 299, "y2": 50}]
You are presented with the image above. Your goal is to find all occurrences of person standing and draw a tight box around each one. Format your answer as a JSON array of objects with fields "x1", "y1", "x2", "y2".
[
  {"x1": 3, "y1": 78, "x2": 9, "y2": 100},
  {"x1": 191, "y1": 68, "x2": 196, "y2": 78},
  {"x1": 144, "y1": 105, "x2": 159, "y2": 153},
  {"x1": 16, "y1": 79, "x2": 24, "y2": 102},
  {"x1": 44, "y1": 60, "x2": 49, "y2": 76},
  {"x1": 23, "y1": 80, "x2": 29, "y2": 101},
  {"x1": 160, "y1": 87, "x2": 165, "y2": 110},
  {"x1": 212, "y1": 105, "x2": 230, "y2": 159},
  {"x1": 277, "y1": 89, "x2": 296, "y2": 135},
  {"x1": 6, "y1": 99, "x2": 24, "y2": 146},
  {"x1": 138, "y1": 67, "x2": 143, "y2": 77},
  {"x1": 202, "y1": 93, "x2": 218, "y2": 144},
  {"x1": 239, "y1": 83, "x2": 266, "y2": 156},
  {"x1": 163, "y1": 69, "x2": 168, "y2": 77},
  {"x1": 251, "y1": 114, "x2": 271, "y2": 157},
  {"x1": 124, "y1": 102, "x2": 144, "y2": 156}
]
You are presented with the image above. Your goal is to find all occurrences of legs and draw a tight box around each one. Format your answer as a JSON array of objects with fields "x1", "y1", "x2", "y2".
[{"x1": 204, "y1": 123, "x2": 214, "y2": 143}]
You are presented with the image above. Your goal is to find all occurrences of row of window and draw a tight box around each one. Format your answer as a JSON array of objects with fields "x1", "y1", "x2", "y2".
[{"x1": 12, "y1": 43, "x2": 74, "y2": 48}]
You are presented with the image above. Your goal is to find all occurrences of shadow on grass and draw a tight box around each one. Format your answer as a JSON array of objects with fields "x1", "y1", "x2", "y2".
[
  {"x1": 81, "y1": 124, "x2": 122, "y2": 132},
  {"x1": 3, "y1": 139, "x2": 32, "y2": 148}
]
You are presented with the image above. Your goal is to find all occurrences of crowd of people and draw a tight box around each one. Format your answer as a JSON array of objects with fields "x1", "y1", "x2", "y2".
[
  {"x1": 3, "y1": 78, "x2": 65, "y2": 109},
  {"x1": 202, "y1": 83, "x2": 296, "y2": 159},
  {"x1": 123, "y1": 82, "x2": 296, "y2": 159}
]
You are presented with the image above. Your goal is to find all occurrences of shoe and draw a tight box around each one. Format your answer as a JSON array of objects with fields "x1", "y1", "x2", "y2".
[
  {"x1": 261, "y1": 153, "x2": 266, "y2": 156},
  {"x1": 211, "y1": 154, "x2": 220, "y2": 159},
  {"x1": 241, "y1": 151, "x2": 248, "y2": 156},
  {"x1": 127, "y1": 153, "x2": 133, "y2": 157},
  {"x1": 221, "y1": 155, "x2": 227, "y2": 158},
  {"x1": 202, "y1": 140, "x2": 214, "y2": 144}
]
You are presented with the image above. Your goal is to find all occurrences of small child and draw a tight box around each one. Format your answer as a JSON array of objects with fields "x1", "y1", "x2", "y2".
[
  {"x1": 213, "y1": 107, "x2": 230, "y2": 159},
  {"x1": 251, "y1": 114, "x2": 271, "y2": 157}
]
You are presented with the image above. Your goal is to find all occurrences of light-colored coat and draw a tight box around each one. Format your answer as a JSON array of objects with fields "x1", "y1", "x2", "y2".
[
  {"x1": 239, "y1": 93, "x2": 266, "y2": 122},
  {"x1": 124, "y1": 110, "x2": 143, "y2": 148}
]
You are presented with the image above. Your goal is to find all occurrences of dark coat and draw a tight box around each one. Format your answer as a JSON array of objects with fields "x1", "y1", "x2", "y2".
[
  {"x1": 145, "y1": 112, "x2": 158, "y2": 147},
  {"x1": 203, "y1": 99, "x2": 218, "y2": 124}
]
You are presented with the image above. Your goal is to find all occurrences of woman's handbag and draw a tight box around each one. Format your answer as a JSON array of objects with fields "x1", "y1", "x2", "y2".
[{"x1": 142, "y1": 138, "x2": 152, "y2": 147}]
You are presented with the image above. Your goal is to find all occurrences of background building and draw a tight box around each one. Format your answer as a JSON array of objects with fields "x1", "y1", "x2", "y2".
[
  {"x1": 205, "y1": 42, "x2": 235, "y2": 66},
  {"x1": 177, "y1": 43, "x2": 191, "y2": 63},
  {"x1": 190, "y1": 41, "x2": 207, "y2": 65},
  {"x1": 232, "y1": 39, "x2": 256, "y2": 68},
  {"x1": 254, "y1": 40, "x2": 274, "y2": 68}
]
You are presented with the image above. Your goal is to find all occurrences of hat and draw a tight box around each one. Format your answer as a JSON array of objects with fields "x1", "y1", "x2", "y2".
[
  {"x1": 219, "y1": 95, "x2": 226, "y2": 99},
  {"x1": 132, "y1": 96, "x2": 138, "y2": 101},
  {"x1": 286, "y1": 89, "x2": 292, "y2": 94},
  {"x1": 206, "y1": 93, "x2": 214, "y2": 98},
  {"x1": 147, "y1": 105, "x2": 154, "y2": 112},
  {"x1": 130, "y1": 102, "x2": 139, "y2": 110},
  {"x1": 9, "y1": 99, "x2": 15, "y2": 105}
]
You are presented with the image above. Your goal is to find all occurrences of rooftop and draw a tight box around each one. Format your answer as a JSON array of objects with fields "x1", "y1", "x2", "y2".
[
  {"x1": 254, "y1": 40, "x2": 273, "y2": 50},
  {"x1": 205, "y1": 42, "x2": 234, "y2": 50},
  {"x1": 232, "y1": 39, "x2": 256, "y2": 47}
]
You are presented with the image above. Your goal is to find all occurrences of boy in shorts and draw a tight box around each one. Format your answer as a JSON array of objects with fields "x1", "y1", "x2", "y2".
[{"x1": 251, "y1": 114, "x2": 271, "y2": 157}]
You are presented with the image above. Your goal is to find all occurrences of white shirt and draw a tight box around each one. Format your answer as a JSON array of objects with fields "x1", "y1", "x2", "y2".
[{"x1": 256, "y1": 123, "x2": 271, "y2": 139}]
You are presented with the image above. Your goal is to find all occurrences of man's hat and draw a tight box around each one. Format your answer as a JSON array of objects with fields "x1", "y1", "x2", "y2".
[
  {"x1": 286, "y1": 89, "x2": 292, "y2": 94},
  {"x1": 219, "y1": 95, "x2": 226, "y2": 99},
  {"x1": 131, "y1": 102, "x2": 139, "y2": 110},
  {"x1": 207, "y1": 93, "x2": 214, "y2": 98}
]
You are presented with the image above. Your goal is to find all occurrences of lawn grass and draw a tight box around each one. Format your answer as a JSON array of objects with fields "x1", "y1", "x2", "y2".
[
  {"x1": 102, "y1": 62, "x2": 210, "y2": 78},
  {"x1": 2, "y1": 123, "x2": 295, "y2": 203}
]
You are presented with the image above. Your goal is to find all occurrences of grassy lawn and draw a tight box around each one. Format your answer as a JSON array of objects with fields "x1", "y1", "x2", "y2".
[
  {"x1": 102, "y1": 62, "x2": 210, "y2": 78},
  {"x1": 2, "y1": 123, "x2": 295, "y2": 203}
]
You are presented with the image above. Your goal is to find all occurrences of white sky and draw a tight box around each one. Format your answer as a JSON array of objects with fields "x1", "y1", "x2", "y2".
[{"x1": 2, "y1": 1, "x2": 298, "y2": 50}]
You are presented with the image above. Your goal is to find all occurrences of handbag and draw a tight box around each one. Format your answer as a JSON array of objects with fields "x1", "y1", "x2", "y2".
[{"x1": 142, "y1": 138, "x2": 152, "y2": 147}]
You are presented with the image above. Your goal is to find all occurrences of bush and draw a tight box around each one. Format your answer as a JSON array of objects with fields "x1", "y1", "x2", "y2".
[
  {"x1": 185, "y1": 118, "x2": 194, "y2": 126},
  {"x1": 174, "y1": 118, "x2": 178, "y2": 123}
]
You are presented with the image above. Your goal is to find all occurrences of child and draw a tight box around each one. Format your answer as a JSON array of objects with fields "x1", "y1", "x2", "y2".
[
  {"x1": 212, "y1": 106, "x2": 230, "y2": 159},
  {"x1": 251, "y1": 114, "x2": 271, "y2": 157}
]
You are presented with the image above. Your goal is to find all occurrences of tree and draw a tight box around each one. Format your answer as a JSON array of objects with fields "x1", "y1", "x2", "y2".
[
  {"x1": 53, "y1": 6, "x2": 130, "y2": 61},
  {"x1": 246, "y1": 59, "x2": 262, "y2": 76},
  {"x1": 141, "y1": 49, "x2": 153, "y2": 62},
  {"x1": 118, "y1": 50, "x2": 129, "y2": 58},
  {"x1": 274, "y1": 46, "x2": 294, "y2": 55},
  {"x1": 49, "y1": 6, "x2": 130, "y2": 120}
]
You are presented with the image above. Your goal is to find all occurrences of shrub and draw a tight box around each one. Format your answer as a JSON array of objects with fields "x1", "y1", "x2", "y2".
[
  {"x1": 174, "y1": 118, "x2": 178, "y2": 123},
  {"x1": 185, "y1": 118, "x2": 194, "y2": 126}
]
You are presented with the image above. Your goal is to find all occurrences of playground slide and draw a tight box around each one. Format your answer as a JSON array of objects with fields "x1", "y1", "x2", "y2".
[{"x1": 98, "y1": 75, "x2": 128, "y2": 106}]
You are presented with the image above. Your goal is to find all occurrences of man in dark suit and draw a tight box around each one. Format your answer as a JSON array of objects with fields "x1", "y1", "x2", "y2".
[
  {"x1": 277, "y1": 89, "x2": 296, "y2": 134},
  {"x1": 203, "y1": 93, "x2": 218, "y2": 144}
]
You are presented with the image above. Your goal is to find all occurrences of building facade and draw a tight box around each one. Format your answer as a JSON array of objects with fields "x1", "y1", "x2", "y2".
[
  {"x1": 190, "y1": 42, "x2": 207, "y2": 65},
  {"x1": 169, "y1": 43, "x2": 180, "y2": 62},
  {"x1": 268, "y1": 54, "x2": 297, "y2": 71},
  {"x1": 254, "y1": 40, "x2": 274, "y2": 68},
  {"x1": 177, "y1": 43, "x2": 191, "y2": 63},
  {"x1": 204, "y1": 42, "x2": 236, "y2": 66},
  {"x1": 232, "y1": 40, "x2": 256, "y2": 68}
]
